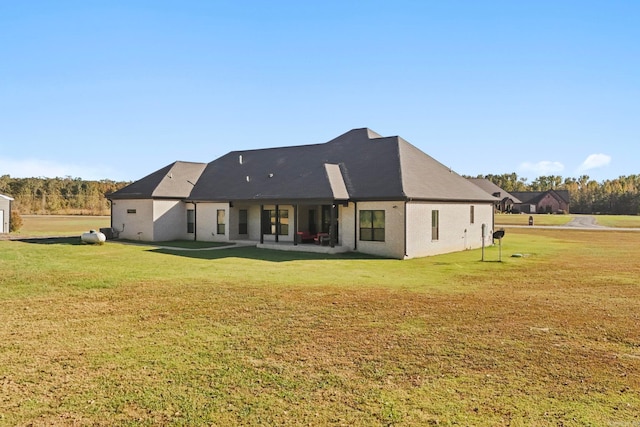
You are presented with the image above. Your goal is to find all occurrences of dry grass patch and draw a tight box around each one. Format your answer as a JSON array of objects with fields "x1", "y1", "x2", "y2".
[{"x1": 1, "y1": 228, "x2": 639, "y2": 425}]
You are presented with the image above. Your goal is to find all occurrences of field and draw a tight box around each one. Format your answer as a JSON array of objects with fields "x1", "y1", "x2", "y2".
[
  {"x1": 495, "y1": 213, "x2": 640, "y2": 228},
  {"x1": 1, "y1": 217, "x2": 639, "y2": 425},
  {"x1": 14, "y1": 215, "x2": 111, "y2": 237}
]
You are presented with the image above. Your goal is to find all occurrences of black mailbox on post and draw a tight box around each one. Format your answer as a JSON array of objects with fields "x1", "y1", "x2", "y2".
[{"x1": 493, "y1": 229, "x2": 505, "y2": 262}]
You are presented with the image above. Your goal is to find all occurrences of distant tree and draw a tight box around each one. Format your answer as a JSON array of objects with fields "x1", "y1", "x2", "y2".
[
  {"x1": 1, "y1": 176, "x2": 130, "y2": 215},
  {"x1": 469, "y1": 172, "x2": 640, "y2": 214},
  {"x1": 10, "y1": 210, "x2": 23, "y2": 232}
]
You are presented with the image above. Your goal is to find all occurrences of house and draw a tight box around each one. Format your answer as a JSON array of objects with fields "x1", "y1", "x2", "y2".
[
  {"x1": 108, "y1": 128, "x2": 498, "y2": 259},
  {"x1": 510, "y1": 190, "x2": 570, "y2": 214},
  {"x1": 0, "y1": 194, "x2": 13, "y2": 233},
  {"x1": 467, "y1": 178, "x2": 522, "y2": 213}
]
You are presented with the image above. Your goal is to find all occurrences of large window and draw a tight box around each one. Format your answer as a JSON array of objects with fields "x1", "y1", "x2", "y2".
[
  {"x1": 238, "y1": 209, "x2": 248, "y2": 235},
  {"x1": 432, "y1": 210, "x2": 439, "y2": 241},
  {"x1": 262, "y1": 209, "x2": 288, "y2": 235},
  {"x1": 217, "y1": 209, "x2": 226, "y2": 234},
  {"x1": 187, "y1": 209, "x2": 195, "y2": 233},
  {"x1": 359, "y1": 210, "x2": 385, "y2": 242}
]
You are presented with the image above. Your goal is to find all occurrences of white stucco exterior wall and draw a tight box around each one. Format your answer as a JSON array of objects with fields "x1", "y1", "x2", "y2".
[
  {"x1": 195, "y1": 202, "x2": 230, "y2": 242},
  {"x1": 111, "y1": 199, "x2": 154, "y2": 241},
  {"x1": 339, "y1": 202, "x2": 356, "y2": 250},
  {"x1": 405, "y1": 201, "x2": 494, "y2": 259},
  {"x1": 355, "y1": 201, "x2": 406, "y2": 259},
  {"x1": 152, "y1": 200, "x2": 187, "y2": 241}
]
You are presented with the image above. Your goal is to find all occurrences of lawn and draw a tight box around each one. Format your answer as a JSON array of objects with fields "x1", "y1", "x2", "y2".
[
  {"x1": 593, "y1": 215, "x2": 640, "y2": 228},
  {"x1": 495, "y1": 213, "x2": 640, "y2": 228},
  {"x1": 1, "y1": 219, "x2": 639, "y2": 425},
  {"x1": 16, "y1": 215, "x2": 111, "y2": 236},
  {"x1": 495, "y1": 213, "x2": 574, "y2": 226}
]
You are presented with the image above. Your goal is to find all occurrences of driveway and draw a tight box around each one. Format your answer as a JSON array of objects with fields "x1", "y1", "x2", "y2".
[
  {"x1": 499, "y1": 215, "x2": 640, "y2": 232},
  {"x1": 565, "y1": 215, "x2": 605, "y2": 228}
]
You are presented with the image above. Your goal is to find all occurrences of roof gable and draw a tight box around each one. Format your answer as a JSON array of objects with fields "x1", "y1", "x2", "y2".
[
  {"x1": 467, "y1": 178, "x2": 522, "y2": 203},
  {"x1": 399, "y1": 141, "x2": 498, "y2": 201},
  {"x1": 511, "y1": 190, "x2": 570, "y2": 205},
  {"x1": 109, "y1": 161, "x2": 207, "y2": 200}
]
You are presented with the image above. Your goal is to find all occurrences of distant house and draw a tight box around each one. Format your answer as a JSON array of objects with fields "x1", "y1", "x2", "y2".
[
  {"x1": 108, "y1": 128, "x2": 498, "y2": 259},
  {"x1": 510, "y1": 190, "x2": 570, "y2": 214},
  {"x1": 467, "y1": 178, "x2": 521, "y2": 213},
  {"x1": 0, "y1": 194, "x2": 13, "y2": 233}
]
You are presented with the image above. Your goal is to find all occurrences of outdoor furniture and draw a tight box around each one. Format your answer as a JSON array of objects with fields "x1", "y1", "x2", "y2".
[
  {"x1": 314, "y1": 232, "x2": 330, "y2": 245},
  {"x1": 296, "y1": 231, "x2": 316, "y2": 243}
]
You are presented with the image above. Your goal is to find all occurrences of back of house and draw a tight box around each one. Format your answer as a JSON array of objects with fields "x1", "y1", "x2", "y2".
[{"x1": 109, "y1": 128, "x2": 498, "y2": 259}]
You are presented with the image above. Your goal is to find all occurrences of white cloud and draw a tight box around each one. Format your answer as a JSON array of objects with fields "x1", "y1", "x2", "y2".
[
  {"x1": 519, "y1": 160, "x2": 565, "y2": 176},
  {"x1": 577, "y1": 153, "x2": 611, "y2": 173},
  {"x1": 0, "y1": 157, "x2": 116, "y2": 180}
]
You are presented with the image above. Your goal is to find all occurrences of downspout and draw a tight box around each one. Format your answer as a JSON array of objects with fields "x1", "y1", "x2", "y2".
[
  {"x1": 275, "y1": 204, "x2": 279, "y2": 243},
  {"x1": 330, "y1": 202, "x2": 337, "y2": 248},
  {"x1": 260, "y1": 204, "x2": 264, "y2": 244},
  {"x1": 293, "y1": 204, "x2": 298, "y2": 246},
  {"x1": 193, "y1": 202, "x2": 197, "y2": 241},
  {"x1": 404, "y1": 200, "x2": 408, "y2": 258}
]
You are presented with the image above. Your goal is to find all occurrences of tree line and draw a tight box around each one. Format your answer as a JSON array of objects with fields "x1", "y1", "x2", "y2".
[
  {"x1": 474, "y1": 173, "x2": 640, "y2": 215},
  {"x1": 0, "y1": 175, "x2": 130, "y2": 216},
  {"x1": 2, "y1": 173, "x2": 639, "y2": 216}
]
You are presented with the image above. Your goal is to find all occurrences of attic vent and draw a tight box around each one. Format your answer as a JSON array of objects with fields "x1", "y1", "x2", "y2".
[{"x1": 239, "y1": 155, "x2": 243, "y2": 165}]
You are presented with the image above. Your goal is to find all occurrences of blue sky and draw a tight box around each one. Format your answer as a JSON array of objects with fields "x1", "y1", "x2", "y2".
[{"x1": 1, "y1": 1, "x2": 638, "y2": 183}]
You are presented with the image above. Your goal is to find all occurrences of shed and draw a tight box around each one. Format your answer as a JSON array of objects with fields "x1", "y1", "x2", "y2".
[{"x1": 0, "y1": 194, "x2": 14, "y2": 233}]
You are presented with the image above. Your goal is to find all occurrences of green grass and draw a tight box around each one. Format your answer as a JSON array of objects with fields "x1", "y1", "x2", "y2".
[
  {"x1": 495, "y1": 213, "x2": 574, "y2": 226},
  {"x1": 119, "y1": 239, "x2": 236, "y2": 249},
  {"x1": 496, "y1": 213, "x2": 640, "y2": 228},
  {"x1": 1, "y1": 217, "x2": 639, "y2": 425},
  {"x1": 593, "y1": 214, "x2": 640, "y2": 228},
  {"x1": 16, "y1": 214, "x2": 111, "y2": 236}
]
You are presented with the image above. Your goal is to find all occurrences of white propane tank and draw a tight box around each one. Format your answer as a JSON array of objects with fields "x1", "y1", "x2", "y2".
[{"x1": 81, "y1": 229, "x2": 106, "y2": 244}]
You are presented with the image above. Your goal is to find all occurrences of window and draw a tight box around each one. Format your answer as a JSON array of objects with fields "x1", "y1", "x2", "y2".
[
  {"x1": 261, "y1": 209, "x2": 289, "y2": 235},
  {"x1": 238, "y1": 209, "x2": 248, "y2": 234},
  {"x1": 217, "y1": 209, "x2": 226, "y2": 234},
  {"x1": 187, "y1": 209, "x2": 195, "y2": 233},
  {"x1": 359, "y1": 210, "x2": 385, "y2": 241},
  {"x1": 278, "y1": 209, "x2": 289, "y2": 235},
  {"x1": 432, "y1": 210, "x2": 439, "y2": 241},
  {"x1": 127, "y1": 209, "x2": 136, "y2": 214},
  {"x1": 470, "y1": 205, "x2": 475, "y2": 224}
]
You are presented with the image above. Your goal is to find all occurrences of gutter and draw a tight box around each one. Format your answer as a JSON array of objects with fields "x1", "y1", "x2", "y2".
[{"x1": 404, "y1": 200, "x2": 408, "y2": 258}]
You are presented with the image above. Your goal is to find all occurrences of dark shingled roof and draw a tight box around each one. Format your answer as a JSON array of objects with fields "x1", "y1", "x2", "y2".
[
  {"x1": 188, "y1": 128, "x2": 497, "y2": 203},
  {"x1": 109, "y1": 161, "x2": 207, "y2": 200},
  {"x1": 467, "y1": 178, "x2": 522, "y2": 203},
  {"x1": 511, "y1": 190, "x2": 570, "y2": 205},
  {"x1": 109, "y1": 129, "x2": 498, "y2": 204}
]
